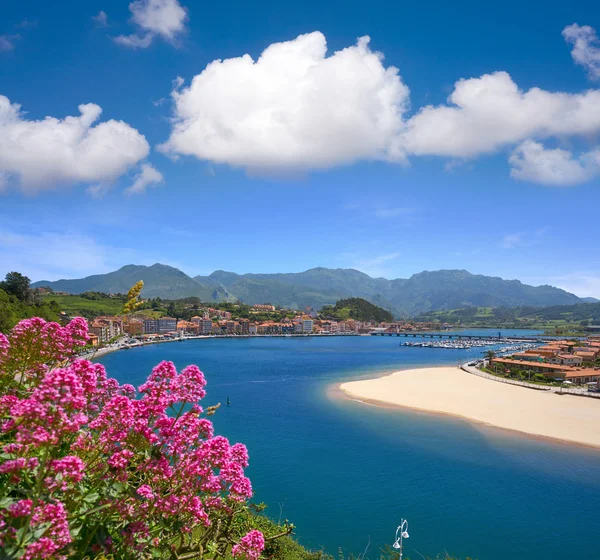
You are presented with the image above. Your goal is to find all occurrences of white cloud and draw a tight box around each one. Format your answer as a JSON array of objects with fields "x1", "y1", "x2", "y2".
[
  {"x1": 509, "y1": 140, "x2": 600, "y2": 186},
  {"x1": 0, "y1": 35, "x2": 19, "y2": 52},
  {"x1": 0, "y1": 228, "x2": 186, "y2": 282},
  {"x1": 0, "y1": 95, "x2": 150, "y2": 194},
  {"x1": 92, "y1": 11, "x2": 108, "y2": 27},
  {"x1": 547, "y1": 273, "x2": 600, "y2": 299},
  {"x1": 400, "y1": 71, "x2": 600, "y2": 158},
  {"x1": 115, "y1": 0, "x2": 188, "y2": 49},
  {"x1": 124, "y1": 163, "x2": 164, "y2": 195},
  {"x1": 373, "y1": 207, "x2": 412, "y2": 219},
  {"x1": 159, "y1": 29, "x2": 600, "y2": 186},
  {"x1": 0, "y1": 230, "x2": 128, "y2": 281},
  {"x1": 563, "y1": 24, "x2": 600, "y2": 81},
  {"x1": 353, "y1": 252, "x2": 401, "y2": 277},
  {"x1": 500, "y1": 233, "x2": 524, "y2": 249},
  {"x1": 500, "y1": 227, "x2": 548, "y2": 249},
  {"x1": 160, "y1": 32, "x2": 410, "y2": 173}
]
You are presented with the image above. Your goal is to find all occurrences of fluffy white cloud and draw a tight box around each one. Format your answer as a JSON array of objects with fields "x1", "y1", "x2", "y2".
[
  {"x1": 115, "y1": 0, "x2": 187, "y2": 49},
  {"x1": 509, "y1": 140, "x2": 600, "y2": 186},
  {"x1": 160, "y1": 32, "x2": 409, "y2": 172},
  {"x1": 563, "y1": 24, "x2": 600, "y2": 81},
  {"x1": 401, "y1": 71, "x2": 600, "y2": 158},
  {"x1": 125, "y1": 163, "x2": 164, "y2": 195},
  {"x1": 160, "y1": 29, "x2": 600, "y2": 185},
  {"x1": 0, "y1": 95, "x2": 150, "y2": 194}
]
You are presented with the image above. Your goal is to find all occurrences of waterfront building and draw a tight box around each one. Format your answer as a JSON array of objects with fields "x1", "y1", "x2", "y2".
[
  {"x1": 143, "y1": 317, "x2": 177, "y2": 335},
  {"x1": 302, "y1": 319, "x2": 314, "y2": 334},
  {"x1": 200, "y1": 319, "x2": 213, "y2": 335},
  {"x1": 550, "y1": 354, "x2": 584, "y2": 366},
  {"x1": 253, "y1": 303, "x2": 276, "y2": 312},
  {"x1": 89, "y1": 321, "x2": 109, "y2": 343}
]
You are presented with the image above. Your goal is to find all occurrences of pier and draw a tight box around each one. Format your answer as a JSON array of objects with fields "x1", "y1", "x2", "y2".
[{"x1": 370, "y1": 332, "x2": 551, "y2": 343}]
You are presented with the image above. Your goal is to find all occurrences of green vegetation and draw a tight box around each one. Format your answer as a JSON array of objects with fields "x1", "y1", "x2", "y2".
[
  {"x1": 41, "y1": 292, "x2": 126, "y2": 318},
  {"x1": 485, "y1": 362, "x2": 573, "y2": 387},
  {"x1": 320, "y1": 298, "x2": 394, "y2": 322},
  {"x1": 0, "y1": 272, "x2": 61, "y2": 332},
  {"x1": 0, "y1": 287, "x2": 61, "y2": 333},
  {"x1": 414, "y1": 303, "x2": 600, "y2": 331}
]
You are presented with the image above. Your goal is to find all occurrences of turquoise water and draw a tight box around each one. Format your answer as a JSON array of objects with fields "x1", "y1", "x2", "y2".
[{"x1": 98, "y1": 333, "x2": 600, "y2": 560}]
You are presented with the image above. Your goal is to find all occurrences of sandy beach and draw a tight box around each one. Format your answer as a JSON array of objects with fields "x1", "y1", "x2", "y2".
[{"x1": 340, "y1": 367, "x2": 600, "y2": 448}]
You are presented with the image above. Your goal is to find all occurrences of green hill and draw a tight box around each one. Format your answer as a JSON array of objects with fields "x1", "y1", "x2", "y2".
[
  {"x1": 32, "y1": 264, "x2": 233, "y2": 302},
  {"x1": 320, "y1": 298, "x2": 394, "y2": 322},
  {"x1": 414, "y1": 303, "x2": 600, "y2": 329}
]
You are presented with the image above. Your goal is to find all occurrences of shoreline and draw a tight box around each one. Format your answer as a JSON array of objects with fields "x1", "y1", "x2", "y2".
[
  {"x1": 339, "y1": 366, "x2": 600, "y2": 450},
  {"x1": 82, "y1": 332, "x2": 365, "y2": 361}
]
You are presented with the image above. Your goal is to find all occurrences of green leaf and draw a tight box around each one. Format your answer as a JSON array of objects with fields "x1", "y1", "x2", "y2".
[{"x1": 83, "y1": 491, "x2": 100, "y2": 504}]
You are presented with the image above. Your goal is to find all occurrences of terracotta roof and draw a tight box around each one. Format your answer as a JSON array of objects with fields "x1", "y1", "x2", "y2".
[
  {"x1": 491, "y1": 358, "x2": 571, "y2": 371},
  {"x1": 564, "y1": 369, "x2": 600, "y2": 379}
]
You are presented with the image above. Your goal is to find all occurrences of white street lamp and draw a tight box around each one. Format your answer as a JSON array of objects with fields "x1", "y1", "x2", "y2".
[{"x1": 393, "y1": 519, "x2": 409, "y2": 559}]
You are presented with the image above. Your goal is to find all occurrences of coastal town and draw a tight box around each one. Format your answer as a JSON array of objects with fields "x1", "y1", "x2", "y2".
[{"x1": 83, "y1": 302, "x2": 443, "y2": 345}]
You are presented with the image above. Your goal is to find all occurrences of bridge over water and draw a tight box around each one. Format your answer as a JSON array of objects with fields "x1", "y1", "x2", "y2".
[{"x1": 370, "y1": 332, "x2": 550, "y2": 342}]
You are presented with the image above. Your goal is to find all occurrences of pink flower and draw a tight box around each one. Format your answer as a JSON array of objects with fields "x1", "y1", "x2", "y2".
[
  {"x1": 0, "y1": 317, "x2": 259, "y2": 558},
  {"x1": 8, "y1": 499, "x2": 33, "y2": 517},
  {"x1": 21, "y1": 501, "x2": 71, "y2": 559},
  {"x1": 232, "y1": 530, "x2": 265, "y2": 560},
  {"x1": 46, "y1": 456, "x2": 85, "y2": 490},
  {"x1": 107, "y1": 449, "x2": 134, "y2": 469},
  {"x1": 137, "y1": 484, "x2": 154, "y2": 500},
  {"x1": 0, "y1": 332, "x2": 9, "y2": 361},
  {"x1": 177, "y1": 365, "x2": 207, "y2": 402}
]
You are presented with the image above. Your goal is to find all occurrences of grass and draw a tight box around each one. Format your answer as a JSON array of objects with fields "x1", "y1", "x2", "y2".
[{"x1": 41, "y1": 294, "x2": 125, "y2": 317}]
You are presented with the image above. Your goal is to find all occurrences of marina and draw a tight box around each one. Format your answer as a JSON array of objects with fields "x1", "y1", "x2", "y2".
[
  {"x1": 372, "y1": 332, "x2": 553, "y2": 342},
  {"x1": 401, "y1": 339, "x2": 541, "y2": 352}
]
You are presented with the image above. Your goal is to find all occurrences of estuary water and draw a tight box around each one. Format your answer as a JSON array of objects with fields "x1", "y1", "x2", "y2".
[{"x1": 98, "y1": 332, "x2": 600, "y2": 560}]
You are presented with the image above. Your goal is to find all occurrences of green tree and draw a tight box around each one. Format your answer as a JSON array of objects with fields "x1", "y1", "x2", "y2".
[
  {"x1": 1, "y1": 271, "x2": 31, "y2": 302},
  {"x1": 484, "y1": 350, "x2": 496, "y2": 364}
]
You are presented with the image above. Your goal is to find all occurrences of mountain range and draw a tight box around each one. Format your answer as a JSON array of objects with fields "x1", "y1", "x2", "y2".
[{"x1": 32, "y1": 264, "x2": 590, "y2": 318}]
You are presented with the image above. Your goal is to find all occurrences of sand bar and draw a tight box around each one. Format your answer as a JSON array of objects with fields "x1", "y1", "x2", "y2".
[{"x1": 340, "y1": 367, "x2": 600, "y2": 448}]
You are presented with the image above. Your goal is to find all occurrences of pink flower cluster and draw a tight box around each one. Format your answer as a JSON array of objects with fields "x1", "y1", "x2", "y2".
[
  {"x1": 0, "y1": 317, "x2": 263, "y2": 558},
  {"x1": 0, "y1": 317, "x2": 88, "y2": 385},
  {"x1": 232, "y1": 529, "x2": 266, "y2": 560}
]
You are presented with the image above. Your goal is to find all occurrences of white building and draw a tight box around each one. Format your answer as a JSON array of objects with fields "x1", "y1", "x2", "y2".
[
  {"x1": 143, "y1": 317, "x2": 177, "y2": 334},
  {"x1": 200, "y1": 319, "x2": 213, "y2": 335},
  {"x1": 302, "y1": 319, "x2": 314, "y2": 334}
]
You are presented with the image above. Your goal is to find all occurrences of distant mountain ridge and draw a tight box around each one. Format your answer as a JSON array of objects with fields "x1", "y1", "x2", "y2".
[
  {"x1": 33, "y1": 264, "x2": 585, "y2": 318},
  {"x1": 33, "y1": 264, "x2": 231, "y2": 302}
]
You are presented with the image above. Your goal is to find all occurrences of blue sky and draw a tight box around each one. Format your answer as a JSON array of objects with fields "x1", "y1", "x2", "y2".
[{"x1": 1, "y1": 0, "x2": 599, "y2": 297}]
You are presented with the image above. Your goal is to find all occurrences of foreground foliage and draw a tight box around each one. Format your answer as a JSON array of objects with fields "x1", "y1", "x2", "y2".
[{"x1": 0, "y1": 317, "x2": 268, "y2": 558}]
